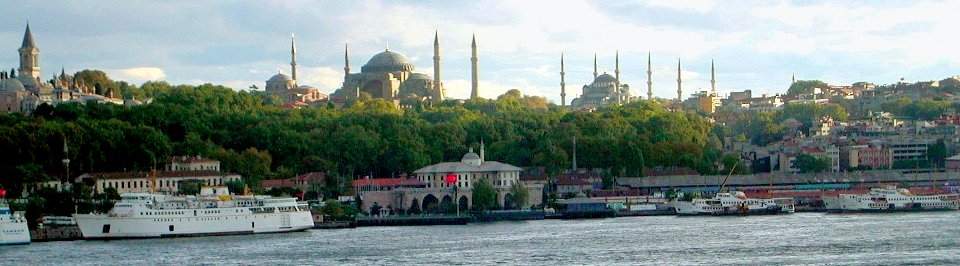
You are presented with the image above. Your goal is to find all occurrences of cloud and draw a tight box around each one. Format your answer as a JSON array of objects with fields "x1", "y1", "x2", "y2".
[
  {"x1": 641, "y1": 0, "x2": 717, "y2": 14},
  {"x1": 106, "y1": 67, "x2": 166, "y2": 84}
]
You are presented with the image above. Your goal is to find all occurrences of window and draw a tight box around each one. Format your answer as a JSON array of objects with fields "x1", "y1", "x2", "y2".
[
  {"x1": 169, "y1": 225, "x2": 174, "y2": 232},
  {"x1": 102, "y1": 224, "x2": 111, "y2": 234}
]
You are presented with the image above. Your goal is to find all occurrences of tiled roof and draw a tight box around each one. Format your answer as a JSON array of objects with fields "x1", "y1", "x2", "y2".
[
  {"x1": 414, "y1": 161, "x2": 522, "y2": 174},
  {"x1": 79, "y1": 170, "x2": 235, "y2": 180},
  {"x1": 352, "y1": 178, "x2": 425, "y2": 187}
]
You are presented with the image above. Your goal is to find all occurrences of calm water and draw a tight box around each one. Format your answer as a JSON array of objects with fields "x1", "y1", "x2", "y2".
[{"x1": 4, "y1": 212, "x2": 960, "y2": 265}]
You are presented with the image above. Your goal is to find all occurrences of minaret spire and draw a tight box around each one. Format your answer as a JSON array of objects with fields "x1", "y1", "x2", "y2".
[
  {"x1": 344, "y1": 43, "x2": 350, "y2": 79},
  {"x1": 433, "y1": 30, "x2": 444, "y2": 103},
  {"x1": 646, "y1": 51, "x2": 653, "y2": 100},
  {"x1": 710, "y1": 59, "x2": 716, "y2": 95},
  {"x1": 480, "y1": 138, "x2": 485, "y2": 163},
  {"x1": 615, "y1": 50, "x2": 621, "y2": 104},
  {"x1": 290, "y1": 33, "x2": 297, "y2": 83},
  {"x1": 593, "y1": 53, "x2": 598, "y2": 79},
  {"x1": 560, "y1": 53, "x2": 566, "y2": 107},
  {"x1": 470, "y1": 34, "x2": 479, "y2": 100},
  {"x1": 676, "y1": 58, "x2": 683, "y2": 104}
]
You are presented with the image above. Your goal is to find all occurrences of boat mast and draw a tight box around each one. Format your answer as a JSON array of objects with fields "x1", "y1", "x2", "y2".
[{"x1": 718, "y1": 157, "x2": 740, "y2": 193}]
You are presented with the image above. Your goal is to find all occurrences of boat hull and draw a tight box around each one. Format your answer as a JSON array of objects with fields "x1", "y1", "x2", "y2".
[
  {"x1": 0, "y1": 219, "x2": 30, "y2": 245},
  {"x1": 676, "y1": 206, "x2": 790, "y2": 216},
  {"x1": 74, "y1": 211, "x2": 313, "y2": 240}
]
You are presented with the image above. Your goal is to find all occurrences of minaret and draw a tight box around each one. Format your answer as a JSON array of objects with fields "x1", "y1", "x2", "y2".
[
  {"x1": 710, "y1": 59, "x2": 716, "y2": 95},
  {"x1": 19, "y1": 23, "x2": 40, "y2": 79},
  {"x1": 646, "y1": 51, "x2": 653, "y2": 100},
  {"x1": 433, "y1": 30, "x2": 444, "y2": 102},
  {"x1": 615, "y1": 50, "x2": 621, "y2": 104},
  {"x1": 343, "y1": 43, "x2": 350, "y2": 79},
  {"x1": 470, "y1": 34, "x2": 479, "y2": 100},
  {"x1": 676, "y1": 58, "x2": 683, "y2": 104},
  {"x1": 290, "y1": 33, "x2": 297, "y2": 83},
  {"x1": 560, "y1": 53, "x2": 566, "y2": 107},
  {"x1": 791, "y1": 73, "x2": 796, "y2": 84},
  {"x1": 479, "y1": 139, "x2": 485, "y2": 163},
  {"x1": 572, "y1": 136, "x2": 578, "y2": 171},
  {"x1": 593, "y1": 53, "x2": 598, "y2": 79}
]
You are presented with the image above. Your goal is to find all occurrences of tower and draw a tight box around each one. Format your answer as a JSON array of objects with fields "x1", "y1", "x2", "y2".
[
  {"x1": 290, "y1": 33, "x2": 297, "y2": 83},
  {"x1": 470, "y1": 34, "x2": 479, "y2": 100},
  {"x1": 593, "y1": 53, "x2": 598, "y2": 79},
  {"x1": 710, "y1": 59, "x2": 716, "y2": 95},
  {"x1": 479, "y1": 139, "x2": 485, "y2": 163},
  {"x1": 343, "y1": 43, "x2": 350, "y2": 79},
  {"x1": 647, "y1": 51, "x2": 653, "y2": 100},
  {"x1": 560, "y1": 53, "x2": 566, "y2": 107},
  {"x1": 615, "y1": 50, "x2": 621, "y2": 104},
  {"x1": 19, "y1": 23, "x2": 40, "y2": 79},
  {"x1": 676, "y1": 58, "x2": 682, "y2": 104},
  {"x1": 791, "y1": 73, "x2": 796, "y2": 84},
  {"x1": 433, "y1": 31, "x2": 444, "y2": 103}
]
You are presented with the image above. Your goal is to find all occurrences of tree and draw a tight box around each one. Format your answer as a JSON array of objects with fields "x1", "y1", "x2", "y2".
[
  {"x1": 471, "y1": 179, "x2": 498, "y2": 211},
  {"x1": 795, "y1": 154, "x2": 830, "y2": 173},
  {"x1": 786, "y1": 80, "x2": 828, "y2": 97},
  {"x1": 509, "y1": 182, "x2": 529, "y2": 209},
  {"x1": 225, "y1": 179, "x2": 246, "y2": 194}
]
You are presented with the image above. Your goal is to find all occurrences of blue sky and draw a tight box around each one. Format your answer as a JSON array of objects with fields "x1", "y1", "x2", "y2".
[{"x1": 2, "y1": 0, "x2": 958, "y2": 103}]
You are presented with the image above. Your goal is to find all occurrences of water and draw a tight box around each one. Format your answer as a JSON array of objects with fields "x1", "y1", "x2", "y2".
[{"x1": 5, "y1": 212, "x2": 960, "y2": 265}]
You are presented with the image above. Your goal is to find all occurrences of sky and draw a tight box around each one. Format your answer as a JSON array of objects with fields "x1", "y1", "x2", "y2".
[{"x1": 2, "y1": 0, "x2": 959, "y2": 103}]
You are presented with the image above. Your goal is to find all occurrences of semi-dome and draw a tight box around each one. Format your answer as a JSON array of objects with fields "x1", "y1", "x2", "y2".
[
  {"x1": 0, "y1": 78, "x2": 26, "y2": 91},
  {"x1": 362, "y1": 50, "x2": 415, "y2": 73}
]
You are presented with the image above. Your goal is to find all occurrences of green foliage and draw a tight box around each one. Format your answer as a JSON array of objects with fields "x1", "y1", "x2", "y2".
[
  {"x1": 225, "y1": 179, "x2": 246, "y2": 194},
  {"x1": 786, "y1": 80, "x2": 828, "y2": 97},
  {"x1": 471, "y1": 179, "x2": 498, "y2": 211},
  {"x1": 177, "y1": 180, "x2": 202, "y2": 195},
  {"x1": 881, "y1": 97, "x2": 953, "y2": 120},
  {"x1": 320, "y1": 199, "x2": 357, "y2": 221},
  {"x1": 795, "y1": 154, "x2": 831, "y2": 173},
  {"x1": 0, "y1": 79, "x2": 727, "y2": 198},
  {"x1": 721, "y1": 154, "x2": 749, "y2": 175},
  {"x1": 509, "y1": 182, "x2": 529, "y2": 209}
]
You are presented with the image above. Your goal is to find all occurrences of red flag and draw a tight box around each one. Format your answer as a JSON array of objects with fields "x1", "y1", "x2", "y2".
[
  {"x1": 0, "y1": 188, "x2": 6, "y2": 198},
  {"x1": 445, "y1": 173, "x2": 457, "y2": 185}
]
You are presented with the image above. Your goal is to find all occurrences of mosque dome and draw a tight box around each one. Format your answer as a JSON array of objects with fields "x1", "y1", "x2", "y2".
[
  {"x1": 362, "y1": 50, "x2": 415, "y2": 73},
  {"x1": 16, "y1": 75, "x2": 38, "y2": 89},
  {"x1": 0, "y1": 78, "x2": 26, "y2": 91},
  {"x1": 408, "y1": 73, "x2": 431, "y2": 80},
  {"x1": 593, "y1": 73, "x2": 617, "y2": 84},
  {"x1": 267, "y1": 73, "x2": 291, "y2": 83},
  {"x1": 461, "y1": 148, "x2": 481, "y2": 165}
]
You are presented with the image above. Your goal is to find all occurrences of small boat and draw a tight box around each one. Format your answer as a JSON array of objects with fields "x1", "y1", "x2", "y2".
[
  {"x1": 822, "y1": 186, "x2": 959, "y2": 213},
  {"x1": 672, "y1": 191, "x2": 795, "y2": 216}
]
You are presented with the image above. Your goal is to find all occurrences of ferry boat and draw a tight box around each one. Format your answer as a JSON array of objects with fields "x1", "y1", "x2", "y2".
[
  {"x1": 822, "y1": 186, "x2": 960, "y2": 213},
  {"x1": 73, "y1": 187, "x2": 313, "y2": 239},
  {"x1": 0, "y1": 201, "x2": 30, "y2": 245},
  {"x1": 673, "y1": 191, "x2": 795, "y2": 216}
]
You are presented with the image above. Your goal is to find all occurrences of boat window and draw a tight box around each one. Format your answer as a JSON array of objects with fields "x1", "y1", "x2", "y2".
[
  {"x1": 169, "y1": 225, "x2": 174, "y2": 232},
  {"x1": 102, "y1": 224, "x2": 111, "y2": 233}
]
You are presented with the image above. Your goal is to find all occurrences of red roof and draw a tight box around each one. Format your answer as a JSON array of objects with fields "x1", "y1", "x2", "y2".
[{"x1": 352, "y1": 178, "x2": 425, "y2": 187}]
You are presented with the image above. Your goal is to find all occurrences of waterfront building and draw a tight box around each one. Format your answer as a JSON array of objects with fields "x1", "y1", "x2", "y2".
[
  {"x1": 413, "y1": 144, "x2": 531, "y2": 208},
  {"x1": 166, "y1": 155, "x2": 220, "y2": 172},
  {"x1": 261, "y1": 172, "x2": 326, "y2": 192},
  {"x1": 75, "y1": 170, "x2": 242, "y2": 194}
]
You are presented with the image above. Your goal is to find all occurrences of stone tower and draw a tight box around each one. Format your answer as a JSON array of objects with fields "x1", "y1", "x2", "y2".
[
  {"x1": 560, "y1": 53, "x2": 566, "y2": 107},
  {"x1": 290, "y1": 33, "x2": 297, "y2": 83},
  {"x1": 471, "y1": 34, "x2": 479, "y2": 100},
  {"x1": 647, "y1": 51, "x2": 653, "y2": 100},
  {"x1": 19, "y1": 23, "x2": 40, "y2": 79}
]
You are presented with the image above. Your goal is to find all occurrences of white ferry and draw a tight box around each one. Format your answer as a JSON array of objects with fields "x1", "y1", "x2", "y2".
[
  {"x1": 73, "y1": 187, "x2": 313, "y2": 239},
  {"x1": 0, "y1": 201, "x2": 30, "y2": 245},
  {"x1": 673, "y1": 191, "x2": 795, "y2": 216},
  {"x1": 822, "y1": 186, "x2": 959, "y2": 213}
]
